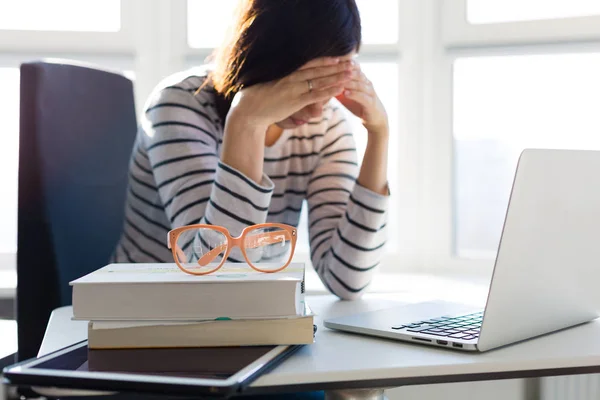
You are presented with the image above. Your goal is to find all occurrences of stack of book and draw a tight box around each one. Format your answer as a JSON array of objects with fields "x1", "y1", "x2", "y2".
[{"x1": 70, "y1": 263, "x2": 314, "y2": 357}]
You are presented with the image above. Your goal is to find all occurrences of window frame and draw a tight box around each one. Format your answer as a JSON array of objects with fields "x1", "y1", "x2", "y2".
[
  {"x1": 0, "y1": 1, "x2": 133, "y2": 53},
  {"x1": 442, "y1": 0, "x2": 600, "y2": 48},
  {"x1": 430, "y1": 0, "x2": 600, "y2": 276}
]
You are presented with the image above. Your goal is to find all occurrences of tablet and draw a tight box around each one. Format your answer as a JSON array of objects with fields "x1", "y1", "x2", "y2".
[{"x1": 3, "y1": 340, "x2": 302, "y2": 397}]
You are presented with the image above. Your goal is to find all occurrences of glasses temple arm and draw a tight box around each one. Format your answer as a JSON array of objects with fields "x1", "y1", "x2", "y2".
[
  {"x1": 196, "y1": 231, "x2": 293, "y2": 266},
  {"x1": 197, "y1": 243, "x2": 228, "y2": 266},
  {"x1": 245, "y1": 231, "x2": 291, "y2": 248}
]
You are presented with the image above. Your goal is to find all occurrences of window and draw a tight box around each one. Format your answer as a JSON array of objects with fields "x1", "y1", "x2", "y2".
[
  {"x1": 356, "y1": 0, "x2": 399, "y2": 44},
  {"x1": 467, "y1": 0, "x2": 600, "y2": 24},
  {"x1": 187, "y1": 0, "x2": 237, "y2": 48},
  {"x1": 436, "y1": 1, "x2": 600, "y2": 269},
  {"x1": 453, "y1": 53, "x2": 600, "y2": 258},
  {"x1": 0, "y1": 68, "x2": 19, "y2": 254},
  {"x1": 0, "y1": 0, "x2": 120, "y2": 31},
  {"x1": 187, "y1": 0, "x2": 399, "y2": 48}
]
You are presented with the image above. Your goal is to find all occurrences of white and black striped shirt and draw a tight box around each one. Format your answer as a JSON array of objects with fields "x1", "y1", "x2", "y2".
[{"x1": 112, "y1": 68, "x2": 389, "y2": 300}]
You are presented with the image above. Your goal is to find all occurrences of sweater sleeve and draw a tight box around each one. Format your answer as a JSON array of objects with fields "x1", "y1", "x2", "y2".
[
  {"x1": 307, "y1": 107, "x2": 389, "y2": 300},
  {"x1": 142, "y1": 86, "x2": 274, "y2": 245}
]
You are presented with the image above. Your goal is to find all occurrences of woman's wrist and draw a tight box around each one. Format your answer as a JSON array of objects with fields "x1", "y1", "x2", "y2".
[
  {"x1": 366, "y1": 126, "x2": 390, "y2": 145},
  {"x1": 365, "y1": 112, "x2": 389, "y2": 137},
  {"x1": 225, "y1": 107, "x2": 269, "y2": 138},
  {"x1": 222, "y1": 108, "x2": 269, "y2": 184},
  {"x1": 357, "y1": 130, "x2": 389, "y2": 196}
]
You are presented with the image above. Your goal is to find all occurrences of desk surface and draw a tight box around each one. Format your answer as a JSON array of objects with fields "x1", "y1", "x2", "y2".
[{"x1": 38, "y1": 293, "x2": 600, "y2": 392}]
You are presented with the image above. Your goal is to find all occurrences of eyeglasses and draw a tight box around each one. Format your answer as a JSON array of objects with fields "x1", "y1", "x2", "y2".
[{"x1": 167, "y1": 223, "x2": 297, "y2": 275}]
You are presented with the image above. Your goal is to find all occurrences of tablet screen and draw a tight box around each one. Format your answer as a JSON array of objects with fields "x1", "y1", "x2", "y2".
[
  {"x1": 5, "y1": 341, "x2": 301, "y2": 397},
  {"x1": 30, "y1": 343, "x2": 277, "y2": 380}
]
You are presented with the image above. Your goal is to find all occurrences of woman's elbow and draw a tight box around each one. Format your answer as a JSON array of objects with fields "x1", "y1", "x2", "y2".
[{"x1": 329, "y1": 281, "x2": 371, "y2": 301}]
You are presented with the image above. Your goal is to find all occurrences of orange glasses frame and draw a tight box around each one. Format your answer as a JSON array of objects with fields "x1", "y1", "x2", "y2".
[{"x1": 167, "y1": 223, "x2": 297, "y2": 275}]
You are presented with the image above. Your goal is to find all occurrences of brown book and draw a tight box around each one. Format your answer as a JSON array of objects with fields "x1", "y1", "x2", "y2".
[{"x1": 87, "y1": 346, "x2": 277, "y2": 376}]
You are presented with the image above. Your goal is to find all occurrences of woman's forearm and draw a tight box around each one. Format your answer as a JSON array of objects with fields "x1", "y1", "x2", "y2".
[
  {"x1": 357, "y1": 132, "x2": 389, "y2": 195},
  {"x1": 221, "y1": 111, "x2": 268, "y2": 184}
]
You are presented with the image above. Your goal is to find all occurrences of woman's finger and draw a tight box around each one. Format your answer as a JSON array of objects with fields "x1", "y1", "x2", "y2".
[
  {"x1": 342, "y1": 79, "x2": 374, "y2": 96},
  {"x1": 298, "y1": 56, "x2": 340, "y2": 70},
  {"x1": 360, "y1": 71, "x2": 372, "y2": 85},
  {"x1": 342, "y1": 89, "x2": 373, "y2": 106},
  {"x1": 299, "y1": 85, "x2": 345, "y2": 105},
  {"x1": 290, "y1": 61, "x2": 352, "y2": 83},
  {"x1": 309, "y1": 70, "x2": 352, "y2": 91}
]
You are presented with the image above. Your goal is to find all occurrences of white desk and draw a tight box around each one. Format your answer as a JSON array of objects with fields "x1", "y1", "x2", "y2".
[{"x1": 31, "y1": 294, "x2": 600, "y2": 399}]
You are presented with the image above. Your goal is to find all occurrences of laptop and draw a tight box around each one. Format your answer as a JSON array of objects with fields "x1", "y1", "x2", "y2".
[{"x1": 325, "y1": 148, "x2": 600, "y2": 352}]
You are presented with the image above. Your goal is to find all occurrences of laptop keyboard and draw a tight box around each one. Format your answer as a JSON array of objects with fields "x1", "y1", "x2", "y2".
[{"x1": 392, "y1": 311, "x2": 483, "y2": 340}]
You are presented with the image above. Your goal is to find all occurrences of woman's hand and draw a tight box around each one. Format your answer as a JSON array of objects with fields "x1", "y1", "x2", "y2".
[
  {"x1": 228, "y1": 57, "x2": 353, "y2": 129},
  {"x1": 336, "y1": 63, "x2": 389, "y2": 138}
]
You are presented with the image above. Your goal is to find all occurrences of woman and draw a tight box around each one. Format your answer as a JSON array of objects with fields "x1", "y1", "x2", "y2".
[{"x1": 113, "y1": 0, "x2": 390, "y2": 300}]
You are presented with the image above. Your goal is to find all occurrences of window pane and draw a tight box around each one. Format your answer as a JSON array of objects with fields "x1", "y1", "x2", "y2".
[
  {"x1": 0, "y1": 0, "x2": 120, "y2": 32},
  {"x1": 0, "y1": 68, "x2": 19, "y2": 254},
  {"x1": 188, "y1": 0, "x2": 237, "y2": 48},
  {"x1": 453, "y1": 54, "x2": 600, "y2": 258},
  {"x1": 296, "y1": 62, "x2": 399, "y2": 254},
  {"x1": 468, "y1": 0, "x2": 600, "y2": 24},
  {"x1": 356, "y1": 0, "x2": 398, "y2": 44},
  {"x1": 0, "y1": 65, "x2": 133, "y2": 255},
  {"x1": 187, "y1": 0, "x2": 398, "y2": 48}
]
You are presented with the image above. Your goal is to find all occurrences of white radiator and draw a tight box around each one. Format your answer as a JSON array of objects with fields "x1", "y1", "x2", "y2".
[{"x1": 542, "y1": 375, "x2": 600, "y2": 400}]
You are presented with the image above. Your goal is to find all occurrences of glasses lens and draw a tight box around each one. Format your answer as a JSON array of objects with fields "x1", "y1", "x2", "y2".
[
  {"x1": 243, "y1": 226, "x2": 293, "y2": 271},
  {"x1": 174, "y1": 228, "x2": 227, "y2": 274}
]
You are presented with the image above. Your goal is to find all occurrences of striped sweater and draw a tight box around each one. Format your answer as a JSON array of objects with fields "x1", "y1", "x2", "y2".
[{"x1": 112, "y1": 68, "x2": 389, "y2": 300}]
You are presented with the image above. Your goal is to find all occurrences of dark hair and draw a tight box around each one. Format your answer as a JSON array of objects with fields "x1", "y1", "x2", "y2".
[{"x1": 206, "y1": 0, "x2": 362, "y2": 121}]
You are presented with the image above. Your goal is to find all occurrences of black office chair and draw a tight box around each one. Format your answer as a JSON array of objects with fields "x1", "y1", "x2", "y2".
[{"x1": 16, "y1": 61, "x2": 137, "y2": 361}]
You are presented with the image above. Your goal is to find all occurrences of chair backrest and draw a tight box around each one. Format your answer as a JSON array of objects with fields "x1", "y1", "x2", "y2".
[{"x1": 17, "y1": 61, "x2": 137, "y2": 361}]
